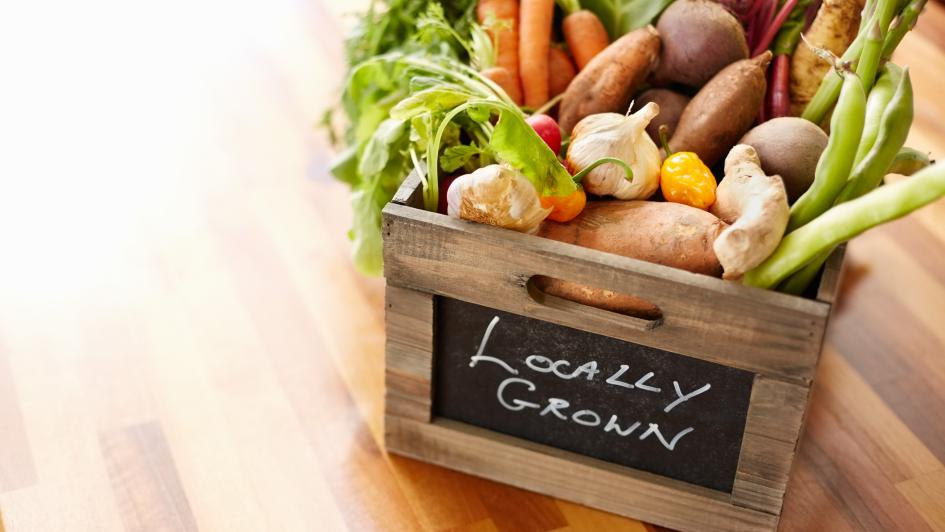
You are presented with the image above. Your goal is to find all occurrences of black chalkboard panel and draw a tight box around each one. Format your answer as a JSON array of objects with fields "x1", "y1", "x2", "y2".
[{"x1": 434, "y1": 297, "x2": 755, "y2": 493}]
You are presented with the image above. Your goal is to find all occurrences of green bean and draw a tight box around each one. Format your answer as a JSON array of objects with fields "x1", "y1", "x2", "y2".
[
  {"x1": 856, "y1": 21, "x2": 885, "y2": 93},
  {"x1": 837, "y1": 67, "x2": 913, "y2": 203},
  {"x1": 780, "y1": 67, "x2": 912, "y2": 294},
  {"x1": 853, "y1": 64, "x2": 903, "y2": 167},
  {"x1": 789, "y1": 71, "x2": 866, "y2": 232},
  {"x1": 882, "y1": 0, "x2": 927, "y2": 60},
  {"x1": 888, "y1": 146, "x2": 932, "y2": 175},
  {"x1": 744, "y1": 161, "x2": 945, "y2": 289},
  {"x1": 802, "y1": 0, "x2": 898, "y2": 124},
  {"x1": 778, "y1": 248, "x2": 833, "y2": 295}
]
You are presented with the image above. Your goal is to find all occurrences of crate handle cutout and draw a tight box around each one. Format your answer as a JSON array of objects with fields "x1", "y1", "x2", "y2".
[{"x1": 526, "y1": 275, "x2": 664, "y2": 331}]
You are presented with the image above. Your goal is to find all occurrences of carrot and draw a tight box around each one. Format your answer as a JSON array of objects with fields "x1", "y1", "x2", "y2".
[
  {"x1": 548, "y1": 46, "x2": 576, "y2": 98},
  {"x1": 478, "y1": 0, "x2": 523, "y2": 104},
  {"x1": 519, "y1": 0, "x2": 555, "y2": 108},
  {"x1": 481, "y1": 66, "x2": 523, "y2": 103},
  {"x1": 562, "y1": 10, "x2": 610, "y2": 70}
]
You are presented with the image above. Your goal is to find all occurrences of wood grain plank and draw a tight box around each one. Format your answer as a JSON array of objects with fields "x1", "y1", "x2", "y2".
[
  {"x1": 897, "y1": 470, "x2": 945, "y2": 531},
  {"x1": 387, "y1": 416, "x2": 780, "y2": 532},
  {"x1": 816, "y1": 347, "x2": 943, "y2": 483},
  {"x1": 779, "y1": 441, "x2": 860, "y2": 532},
  {"x1": 99, "y1": 421, "x2": 198, "y2": 532},
  {"x1": 203, "y1": 193, "x2": 422, "y2": 531},
  {"x1": 553, "y1": 500, "x2": 651, "y2": 531}
]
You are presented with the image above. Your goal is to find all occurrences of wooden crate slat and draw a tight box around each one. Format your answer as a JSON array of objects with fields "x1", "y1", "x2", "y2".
[
  {"x1": 383, "y1": 203, "x2": 827, "y2": 383},
  {"x1": 386, "y1": 415, "x2": 780, "y2": 532},
  {"x1": 385, "y1": 286, "x2": 434, "y2": 422},
  {"x1": 730, "y1": 432, "x2": 796, "y2": 515},
  {"x1": 742, "y1": 377, "x2": 811, "y2": 443}
]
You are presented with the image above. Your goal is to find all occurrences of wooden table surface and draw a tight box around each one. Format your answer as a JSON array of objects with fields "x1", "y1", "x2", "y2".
[{"x1": 2, "y1": 1, "x2": 945, "y2": 530}]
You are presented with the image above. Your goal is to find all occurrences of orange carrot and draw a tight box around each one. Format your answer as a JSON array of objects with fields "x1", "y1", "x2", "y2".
[
  {"x1": 481, "y1": 66, "x2": 523, "y2": 103},
  {"x1": 563, "y1": 10, "x2": 610, "y2": 70},
  {"x1": 519, "y1": 0, "x2": 554, "y2": 108},
  {"x1": 478, "y1": 0, "x2": 522, "y2": 104},
  {"x1": 548, "y1": 47, "x2": 576, "y2": 97}
]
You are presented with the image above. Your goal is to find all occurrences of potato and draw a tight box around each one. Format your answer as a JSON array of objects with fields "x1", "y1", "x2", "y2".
[
  {"x1": 669, "y1": 52, "x2": 771, "y2": 168},
  {"x1": 738, "y1": 117, "x2": 829, "y2": 202},
  {"x1": 633, "y1": 88, "x2": 691, "y2": 144},
  {"x1": 558, "y1": 26, "x2": 661, "y2": 135},
  {"x1": 536, "y1": 201, "x2": 725, "y2": 317},
  {"x1": 653, "y1": 0, "x2": 748, "y2": 88}
]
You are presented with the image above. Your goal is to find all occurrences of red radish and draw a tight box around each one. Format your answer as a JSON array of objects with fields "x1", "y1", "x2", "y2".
[
  {"x1": 526, "y1": 114, "x2": 562, "y2": 154},
  {"x1": 438, "y1": 174, "x2": 461, "y2": 214}
]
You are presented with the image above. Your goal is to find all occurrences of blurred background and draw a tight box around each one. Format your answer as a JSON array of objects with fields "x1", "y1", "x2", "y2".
[{"x1": 0, "y1": 0, "x2": 944, "y2": 530}]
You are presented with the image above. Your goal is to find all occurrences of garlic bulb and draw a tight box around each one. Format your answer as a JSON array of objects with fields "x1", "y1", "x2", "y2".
[
  {"x1": 447, "y1": 164, "x2": 551, "y2": 234},
  {"x1": 566, "y1": 102, "x2": 662, "y2": 200}
]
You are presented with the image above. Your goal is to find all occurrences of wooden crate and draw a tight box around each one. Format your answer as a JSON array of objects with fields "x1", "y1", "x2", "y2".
[{"x1": 381, "y1": 172, "x2": 844, "y2": 532}]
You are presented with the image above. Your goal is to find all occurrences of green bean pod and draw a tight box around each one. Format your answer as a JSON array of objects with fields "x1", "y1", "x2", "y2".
[
  {"x1": 853, "y1": 64, "x2": 903, "y2": 167},
  {"x1": 837, "y1": 67, "x2": 913, "y2": 202},
  {"x1": 789, "y1": 71, "x2": 866, "y2": 232},
  {"x1": 856, "y1": 21, "x2": 886, "y2": 93},
  {"x1": 802, "y1": 0, "x2": 899, "y2": 124},
  {"x1": 744, "y1": 161, "x2": 945, "y2": 289},
  {"x1": 888, "y1": 146, "x2": 932, "y2": 175},
  {"x1": 882, "y1": 0, "x2": 927, "y2": 60}
]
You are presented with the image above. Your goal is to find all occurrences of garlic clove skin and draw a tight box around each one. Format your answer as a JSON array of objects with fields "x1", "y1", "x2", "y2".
[
  {"x1": 567, "y1": 102, "x2": 662, "y2": 200},
  {"x1": 446, "y1": 164, "x2": 552, "y2": 234}
]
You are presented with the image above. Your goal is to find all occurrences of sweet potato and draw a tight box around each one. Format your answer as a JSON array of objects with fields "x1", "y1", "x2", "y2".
[
  {"x1": 790, "y1": 0, "x2": 864, "y2": 115},
  {"x1": 669, "y1": 51, "x2": 771, "y2": 168},
  {"x1": 536, "y1": 201, "x2": 725, "y2": 316},
  {"x1": 558, "y1": 26, "x2": 661, "y2": 135},
  {"x1": 653, "y1": 0, "x2": 749, "y2": 88}
]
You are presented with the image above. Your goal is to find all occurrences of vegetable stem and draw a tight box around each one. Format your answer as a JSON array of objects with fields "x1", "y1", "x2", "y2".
[
  {"x1": 752, "y1": 0, "x2": 802, "y2": 56},
  {"x1": 571, "y1": 157, "x2": 634, "y2": 183}
]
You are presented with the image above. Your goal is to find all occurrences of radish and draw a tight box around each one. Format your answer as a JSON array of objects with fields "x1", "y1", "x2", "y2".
[{"x1": 526, "y1": 114, "x2": 562, "y2": 154}]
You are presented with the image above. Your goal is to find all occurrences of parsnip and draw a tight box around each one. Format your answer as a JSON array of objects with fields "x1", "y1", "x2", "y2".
[{"x1": 789, "y1": 0, "x2": 865, "y2": 116}]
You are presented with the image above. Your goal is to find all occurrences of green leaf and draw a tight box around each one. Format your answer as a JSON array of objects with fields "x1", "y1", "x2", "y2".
[
  {"x1": 440, "y1": 145, "x2": 482, "y2": 172},
  {"x1": 358, "y1": 118, "x2": 407, "y2": 177},
  {"x1": 582, "y1": 0, "x2": 675, "y2": 39},
  {"x1": 329, "y1": 146, "x2": 359, "y2": 185},
  {"x1": 489, "y1": 110, "x2": 577, "y2": 197},
  {"x1": 390, "y1": 87, "x2": 474, "y2": 120}
]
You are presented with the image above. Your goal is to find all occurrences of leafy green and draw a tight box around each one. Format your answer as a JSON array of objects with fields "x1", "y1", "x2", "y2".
[
  {"x1": 581, "y1": 0, "x2": 675, "y2": 39},
  {"x1": 489, "y1": 110, "x2": 576, "y2": 197}
]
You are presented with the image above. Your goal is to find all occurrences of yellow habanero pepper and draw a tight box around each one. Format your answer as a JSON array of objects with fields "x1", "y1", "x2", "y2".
[{"x1": 660, "y1": 152, "x2": 717, "y2": 210}]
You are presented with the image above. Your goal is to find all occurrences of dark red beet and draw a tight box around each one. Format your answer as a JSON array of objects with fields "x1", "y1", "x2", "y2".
[{"x1": 437, "y1": 174, "x2": 460, "y2": 214}]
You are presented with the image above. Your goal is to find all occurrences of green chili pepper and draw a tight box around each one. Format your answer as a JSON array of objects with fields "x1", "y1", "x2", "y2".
[
  {"x1": 789, "y1": 70, "x2": 866, "y2": 232},
  {"x1": 745, "y1": 161, "x2": 945, "y2": 289}
]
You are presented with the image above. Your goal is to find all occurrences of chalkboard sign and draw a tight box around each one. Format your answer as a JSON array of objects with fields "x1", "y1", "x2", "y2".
[{"x1": 434, "y1": 297, "x2": 755, "y2": 493}]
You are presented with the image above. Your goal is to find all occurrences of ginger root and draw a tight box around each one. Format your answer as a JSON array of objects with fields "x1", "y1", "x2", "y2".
[{"x1": 711, "y1": 145, "x2": 789, "y2": 280}]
